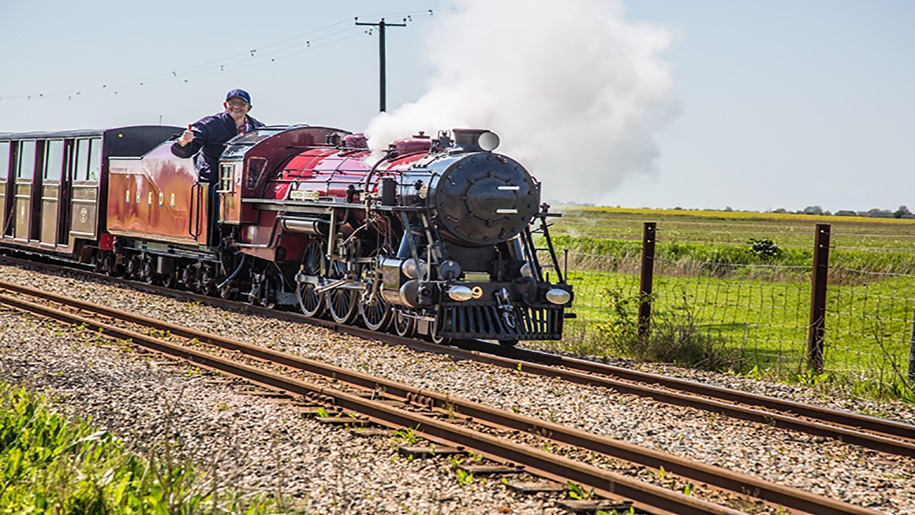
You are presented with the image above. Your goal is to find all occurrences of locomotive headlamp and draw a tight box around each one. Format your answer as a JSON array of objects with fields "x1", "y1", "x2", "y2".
[
  {"x1": 545, "y1": 288, "x2": 572, "y2": 305},
  {"x1": 478, "y1": 131, "x2": 500, "y2": 151},
  {"x1": 401, "y1": 258, "x2": 426, "y2": 280},
  {"x1": 447, "y1": 285, "x2": 474, "y2": 302}
]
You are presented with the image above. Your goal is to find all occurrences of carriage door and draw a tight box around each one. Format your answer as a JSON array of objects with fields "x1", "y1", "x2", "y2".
[
  {"x1": 69, "y1": 138, "x2": 102, "y2": 240},
  {"x1": 0, "y1": 142, "x2": 11, "y2": 238},
  {"x1": 13, "y1": 140, "x2": 39, "y2": 242},
  {"x1": 57, "y1": 140, "x2": 74, "y2": 244},
  {"x1": 40, "y1": 139, "x2": 66, "y2": 246}
]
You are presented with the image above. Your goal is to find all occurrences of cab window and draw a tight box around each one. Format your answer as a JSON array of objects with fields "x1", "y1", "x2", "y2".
[
  {"x1": 219, "y1": 164, "x2": 235, "y2": 193},
  {"x1": 44, "y1": 140, "x2": 64, "y2": 181}
]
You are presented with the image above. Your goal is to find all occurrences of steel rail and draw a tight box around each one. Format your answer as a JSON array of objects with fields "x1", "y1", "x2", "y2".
[
  {"x1": 0, "y1": 292, "x2": 741, "y2": 515},
  {"x1": 0, "y1": 287, "x2": 882, "y2": 515},
  {"x1": 454, "y1": 341, "x2": 915, "y2": 456}
]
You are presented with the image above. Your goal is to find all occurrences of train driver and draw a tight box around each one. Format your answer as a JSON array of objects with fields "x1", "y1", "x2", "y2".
[{"x1": 171, "y1": 88, "x2": 265, "y2": 184}]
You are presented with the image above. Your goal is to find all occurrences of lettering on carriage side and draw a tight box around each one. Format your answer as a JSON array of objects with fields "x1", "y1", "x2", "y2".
[{"x1": 170, "y1": 193, "x2": 175, "y2": 208}]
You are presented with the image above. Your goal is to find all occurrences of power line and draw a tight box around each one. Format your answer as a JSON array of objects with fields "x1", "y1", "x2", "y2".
[{"x1": 0, "y1": 10, "x2": 434, "y2": 102}]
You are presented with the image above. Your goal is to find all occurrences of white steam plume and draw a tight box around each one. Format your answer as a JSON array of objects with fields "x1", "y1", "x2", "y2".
[{"x1": 365, "y1": 0, "x2": 677, "y2": 204}]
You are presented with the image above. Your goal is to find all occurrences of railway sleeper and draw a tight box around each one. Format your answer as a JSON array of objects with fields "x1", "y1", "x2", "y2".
[
  {"x1": 315, "y1": 416, "x2": 367, "y2": 427},
  {"x1": 397, "y1": 445, "x2": 464, "y2": 460},
  {"x1": 296, "y1": 407, "x2": 343, "y2": 417},
  {"x1": 555, "y1": 499, "x2": 635, "y2": 514},
  {"x1": 505, "y1": 481, "x2": 567, "y2": 494},
  {"x1": 455, "y1": 464, "x2": 520, "y2": 476}
]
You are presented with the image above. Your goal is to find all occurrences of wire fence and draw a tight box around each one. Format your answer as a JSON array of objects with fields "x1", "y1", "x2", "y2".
[{"x1": 552, "y1": 220, "x2": 915, "y2": 384}]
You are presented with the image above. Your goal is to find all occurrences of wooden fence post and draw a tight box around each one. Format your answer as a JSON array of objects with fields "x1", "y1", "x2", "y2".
[
  {"x1": 638, "y1": 222, "x2": 656, "y2": 338},
  {"x1": 808, "y1": 223, "x2": 830, "y2": 373}
]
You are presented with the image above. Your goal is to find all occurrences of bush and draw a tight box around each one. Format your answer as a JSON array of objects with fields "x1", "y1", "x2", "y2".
[
  {"x1": 590, "y1": 289, "x2": 747, "y2": 371},
  {"x1": 748, "y1": 238, "x2": 782, "y2": 259}
]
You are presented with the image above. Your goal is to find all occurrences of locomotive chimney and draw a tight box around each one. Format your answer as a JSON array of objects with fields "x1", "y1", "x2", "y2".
[{"x1": 452, "y1": 128, "x2": 500, "y2": 152}]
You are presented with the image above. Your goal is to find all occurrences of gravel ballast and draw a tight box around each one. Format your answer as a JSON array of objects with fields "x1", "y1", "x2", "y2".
[{"x1": 2, "y1": 263, "x2": 914, "y2": 514}]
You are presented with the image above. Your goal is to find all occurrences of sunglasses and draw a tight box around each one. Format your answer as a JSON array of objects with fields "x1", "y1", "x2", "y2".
[{"x1": 226, "y1": 100, "x2": 249, "y2": 108}]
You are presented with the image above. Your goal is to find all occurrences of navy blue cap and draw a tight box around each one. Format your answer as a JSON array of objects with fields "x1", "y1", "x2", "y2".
[{"x1": 225, "y1": 89, "x2": 251, "y2": 104}]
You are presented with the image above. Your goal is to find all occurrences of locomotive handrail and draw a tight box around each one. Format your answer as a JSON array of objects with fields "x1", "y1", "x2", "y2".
[
  {"x1": 188, "y1": 183, "x2": 201, "y2": 239},
  {"x1": 362, "y1": 149, "x2": 417, "y2": 193},
  {"x1": 362, "y1": 150, "x2": 432, "y2": 194},
  {"x1": 283, "y1": 145, "x2": 350, "y2": 151},
  {"x1": 533, "y1": 208, "x2": 565, "y2": 284}
]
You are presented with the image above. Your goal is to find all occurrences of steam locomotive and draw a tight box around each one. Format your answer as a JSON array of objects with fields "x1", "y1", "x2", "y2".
[{"x1": 0, "y1": 125, "x2": 572, "y2": 344}]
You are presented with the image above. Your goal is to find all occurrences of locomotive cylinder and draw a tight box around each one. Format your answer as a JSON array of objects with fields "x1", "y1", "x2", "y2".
[{"x1": 281, "y1": 217, "x2": 329, "y2": 236}]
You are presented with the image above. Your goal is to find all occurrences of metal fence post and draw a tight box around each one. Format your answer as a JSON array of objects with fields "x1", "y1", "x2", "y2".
[
  {"x1": 909, "y1": 304, "x2": 915, "y2": 381},
  {"x1": 638, "y1": 222, "x2": 656, "y2": 338},
  {"x1": 808, "y1": 223, "x2": 830, "y2": 374}
]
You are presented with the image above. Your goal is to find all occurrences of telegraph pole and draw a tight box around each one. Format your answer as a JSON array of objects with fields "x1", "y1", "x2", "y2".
[{"x1": 355, "y1": 18, "x2": 407, "y2": 112}]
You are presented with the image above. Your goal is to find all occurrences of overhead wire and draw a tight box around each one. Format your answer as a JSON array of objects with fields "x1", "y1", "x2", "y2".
[{"x1": 0, "y1": 9, "x2": 434, "y2": 102}]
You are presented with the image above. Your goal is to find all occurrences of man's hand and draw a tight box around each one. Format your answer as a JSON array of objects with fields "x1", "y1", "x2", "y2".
[{"x1": 177, "y1": 125, "x2": 194, "y2": 146}]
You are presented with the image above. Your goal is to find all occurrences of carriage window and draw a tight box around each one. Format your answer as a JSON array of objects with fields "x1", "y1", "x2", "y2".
[
  {"x1": 44, "y1": 140, "x2": 64, "y2": 181},
  {"x1": 0, "y1": 142, "x2": 9, "y2": 179},
  {"x1": 17, "y1": 141, "x2": 36, "y2": 179},
  {"x1": 74, "y1": 139, "x2": 90, "y2": 180},
  {"x1": 88, "y1": 138, "x2": 102, "y2": 180}
]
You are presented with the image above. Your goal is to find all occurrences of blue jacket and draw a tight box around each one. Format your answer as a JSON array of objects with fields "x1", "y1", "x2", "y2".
[{"x1": 170, "y1": 111, "x2": 264, "y2": 183}]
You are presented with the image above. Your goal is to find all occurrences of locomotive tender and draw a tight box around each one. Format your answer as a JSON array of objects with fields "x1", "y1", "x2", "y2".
[{"x1": 0, "y1": 125, "x2": 572, "y2": 344}]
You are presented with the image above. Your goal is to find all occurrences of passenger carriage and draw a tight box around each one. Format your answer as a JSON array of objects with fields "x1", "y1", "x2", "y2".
[{"x1": 0, "y1": 126, "x2": 181, "y2": 263}]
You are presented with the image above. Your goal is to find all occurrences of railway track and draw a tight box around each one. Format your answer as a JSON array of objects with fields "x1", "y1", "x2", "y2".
[
  {"x1": 460, "y1": 342, "x2": 915, "y2": 458},
  {"x1": 2, "y1": 260, "x2": 912, "y2": 460},
  {"x1": 0, "y1": 280, "x2": 886, "y2": 515}
]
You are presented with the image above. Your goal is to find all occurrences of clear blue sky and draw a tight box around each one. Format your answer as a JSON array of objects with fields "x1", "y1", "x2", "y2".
[{"x1": 1, "y1": 0, "x2": 913, "y2": 213}]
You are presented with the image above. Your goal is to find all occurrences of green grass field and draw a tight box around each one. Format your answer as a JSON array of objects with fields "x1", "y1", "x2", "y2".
[
  {"x1": 549, "y1": 206, "x2": 915, "y2": 274},
  {"x1": 539, "y1": 207, "x2": 915, "y2": 399}
]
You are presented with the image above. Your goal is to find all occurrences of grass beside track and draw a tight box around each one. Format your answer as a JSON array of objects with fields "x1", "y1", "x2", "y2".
[{"x1": 0, "y1": 383, "x2": 282, "y2": 514}]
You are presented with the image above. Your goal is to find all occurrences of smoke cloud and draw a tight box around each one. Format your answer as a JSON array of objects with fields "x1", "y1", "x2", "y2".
[{"x1": 365, "y1": 0, "x2": 677, "y2": 204}]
